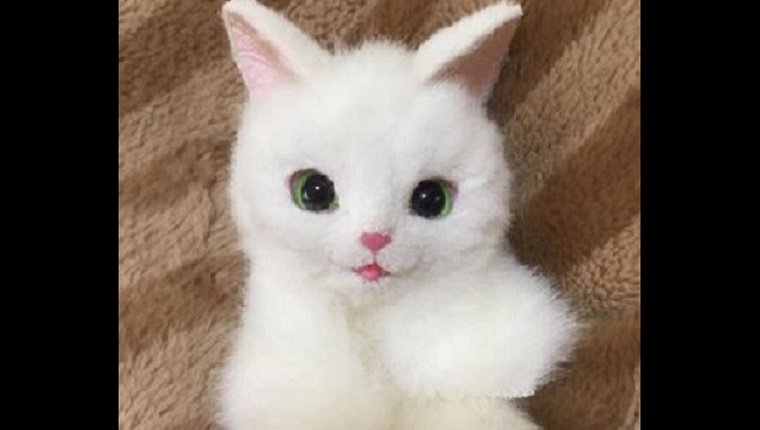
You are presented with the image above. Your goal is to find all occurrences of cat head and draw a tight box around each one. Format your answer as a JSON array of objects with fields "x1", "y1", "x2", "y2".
[{"x1": 222, "y1": 0, "x2": 522, "y2": 297}]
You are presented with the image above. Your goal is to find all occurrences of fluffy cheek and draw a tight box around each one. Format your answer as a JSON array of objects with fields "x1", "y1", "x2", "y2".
[
  {"x1": 393, "y1": 193, "x2": 508, "y2": 276},
  {"x1": 395, "y1": 221, "x2": 482, "y2": 276},
  {"x1": 235, "y1": 166, "x2": 334, "y2": 260}
]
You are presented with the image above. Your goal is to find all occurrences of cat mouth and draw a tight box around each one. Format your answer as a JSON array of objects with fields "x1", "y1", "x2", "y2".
[{"x1": 353, "y1": 262, "x2": 390, "y2": 282}]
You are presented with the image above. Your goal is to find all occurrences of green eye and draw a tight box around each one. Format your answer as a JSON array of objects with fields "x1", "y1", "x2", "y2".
[
  {"x1": 410, "y1": 179, "x2": 454, "y2": 218},
  {"x1": 291, "y1": 169, "x2": 338, "y2": 212}
]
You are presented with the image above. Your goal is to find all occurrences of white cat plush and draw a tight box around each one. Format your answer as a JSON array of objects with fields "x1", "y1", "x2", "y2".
[{"x1": 218, "y1": 0, "x2": 578, "y2": 429}]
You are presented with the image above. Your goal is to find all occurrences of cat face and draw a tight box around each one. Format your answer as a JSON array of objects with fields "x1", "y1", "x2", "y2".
[{"x1": 223, "y1": 0, "x2": 521, "y2": 295}]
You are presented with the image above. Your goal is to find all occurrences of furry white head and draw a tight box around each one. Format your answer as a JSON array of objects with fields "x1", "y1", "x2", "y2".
[{"x1": 223, "y1": 0, "x2": 522, "y2": 298}]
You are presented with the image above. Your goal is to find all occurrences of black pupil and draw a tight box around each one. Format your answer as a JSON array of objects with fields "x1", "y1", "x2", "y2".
[
  {"x1": 301, "y1": 173, "x2": 335, "y2": 211},
  {"x1": 411, "y1": 180, "x2": 446, "y2": 218}
]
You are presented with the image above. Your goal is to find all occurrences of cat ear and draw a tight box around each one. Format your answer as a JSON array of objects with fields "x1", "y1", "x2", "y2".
[
  {"x1": 414, "y1": 2, "x2": 522, "y2": 102},
  {"x1": 221, "y1": 0, "x2": 328, "y2": 100}
]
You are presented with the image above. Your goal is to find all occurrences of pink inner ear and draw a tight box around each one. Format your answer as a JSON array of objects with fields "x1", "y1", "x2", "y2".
[
  {"x1": 227, "y1": 15, "x2": 292, "y2": 97},
  {"x1": 433, "y1": 21, "x2": 518, "y2": 100}
]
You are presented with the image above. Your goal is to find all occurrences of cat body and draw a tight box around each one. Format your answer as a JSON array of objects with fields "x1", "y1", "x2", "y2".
[{"x1": 218, "y1": 1, "x2": 577, "y2": 429}]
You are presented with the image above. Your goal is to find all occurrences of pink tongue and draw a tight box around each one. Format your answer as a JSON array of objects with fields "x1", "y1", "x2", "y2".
[{"x1": 358, "y1": 264, "x2": 383, "y2": 281}]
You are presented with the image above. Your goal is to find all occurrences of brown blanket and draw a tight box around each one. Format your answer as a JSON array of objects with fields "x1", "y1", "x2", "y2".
[{"x1": 118, "y1": 0, "x2": 640, "y2": 429}]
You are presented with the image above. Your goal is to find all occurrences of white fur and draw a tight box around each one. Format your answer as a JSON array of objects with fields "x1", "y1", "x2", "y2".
[{"x1": 218, "y1": 1, "x2": 578, "y2": 429}]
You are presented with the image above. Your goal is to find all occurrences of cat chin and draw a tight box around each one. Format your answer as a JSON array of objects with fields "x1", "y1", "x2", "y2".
[
  {"x1": 319, "y1": 264, "x2": 469, "y2": 307},
  {"x1": 322, "y1": 269, "x2": 398, "y2": 303}
]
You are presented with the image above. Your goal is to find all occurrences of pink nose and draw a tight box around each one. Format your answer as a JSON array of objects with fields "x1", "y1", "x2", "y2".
[{"x1": 360, "y1": 232, "x2": 392, "y2": 252}]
